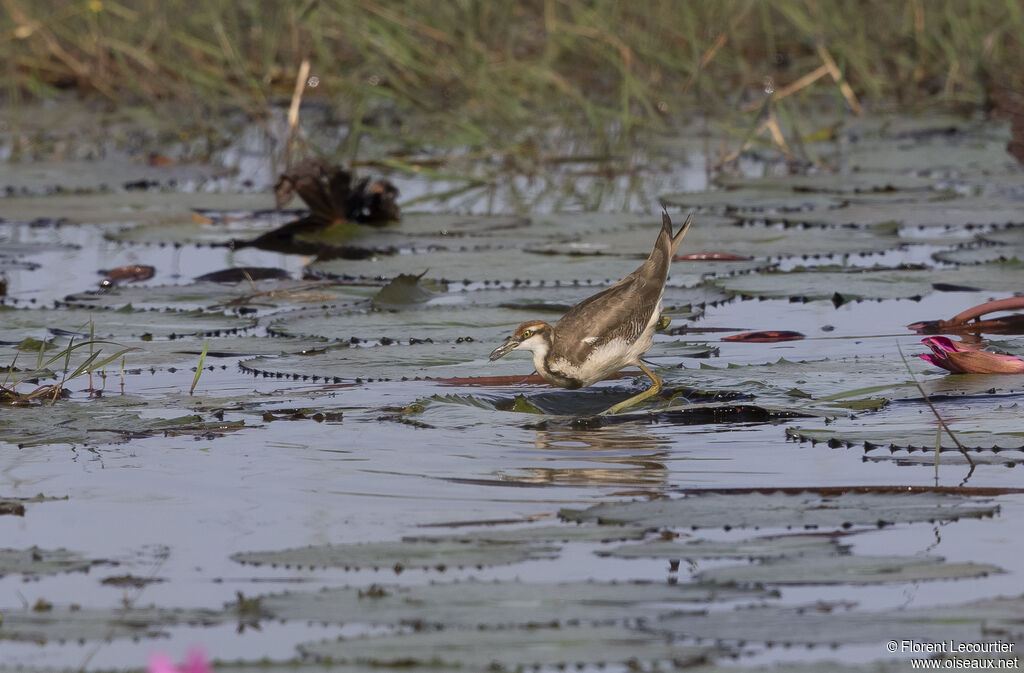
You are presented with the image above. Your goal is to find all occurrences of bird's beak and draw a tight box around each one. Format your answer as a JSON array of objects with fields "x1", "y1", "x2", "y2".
[{"x1": 489, "y1": 335, "x2": 520, "y2": 361}]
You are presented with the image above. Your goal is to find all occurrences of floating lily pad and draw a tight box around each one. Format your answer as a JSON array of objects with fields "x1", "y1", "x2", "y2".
[
  {"x1": 299, "y1": 625, "x2": 712, "y2": 669},
  {"x1": 405, "y1": 524, "x2": 650, "y2": 544},
  {"x1": 0, "y1": 604, "x2": 225, "y2": 643},
  {"x1": 697, "y1": 554, "x2": 1002, "y2": 585},
  {"x1": 716, "y1": 172, "x2": 938, "y2": 194},
  {"x1": 738, "y1": 197, "x2": 1024, "y2": 228},
  {"x1": 935, "y1": 239, "x2": 1024, "y2": 265},
  {"x1": 446, "y1": 281, "x2": 731, "y2": 313},
  {"x1": 559, "y1": 491, "x2": 998, "y2": 530},
  {"x1": 243, "y1": 579, "x2": 769, "y2": 628},
  {"x1": 657, "y1": 595, "x2": 1024, "y2": 647},
  {"x1": 307, "y1": 246, "x2": 759, "y2": 287},
  {"x1": 0, "y1": 306, "x2": 255, "y2": 342},
  {"x1": 711, "y1": 262, "x2": 1024, "y2": 301},
  {"x1": 0, "y1": 157, "x2": 229, "y2": 195},
  {"x1": 658, "y1": 356, "x2": 914, "y2": 411},
  {"x1": 0, "y1": 335, "x2": 335, "y2": 378},
  {"x1": 662, "y1": 189, "x2": 842, "y2": 211},
  {"x1": 527, "y1": 219, "x2": 901, "y2": 262},
  {"x1": 0, "y1": 397, "x2": 246, "y2": 448},
  {"x1": 599, "y1": 534, "x2": 843, "y2": 559},
  {"x1": 241, "y1": 336, "x2": 525, "y2": 383},
  {"x1": 231, "y1": 539, "x2": 561, "y2": 572},
  {"x1": 788, "y1": 404, "x2": 1024, "y2": 452},
  {"x1": 0, "y1": 548, "x2": 111, "y2": 577},
  {"x1": 845, "y1": 138, "x2": 1018, "y2": 173},
  {"x1": 265, "y1": 305, "x2": 539, "y2": 343},
  {"x1": 60, "y1": 279, "x2": 374, "y2": 313},
  {"x1": 4, "y1": 191, "x2": 272, "y2": 232}
]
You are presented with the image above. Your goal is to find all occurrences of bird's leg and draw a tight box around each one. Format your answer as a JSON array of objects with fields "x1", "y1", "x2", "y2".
[{"x1": 600, "y1": 362, "x2": 663, "y2": 415}]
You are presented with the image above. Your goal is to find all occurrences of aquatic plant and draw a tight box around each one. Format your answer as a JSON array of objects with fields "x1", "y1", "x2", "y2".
[
  {"x1": 148, "y1": 648, "x2": 212, "y2": 673},
  {"x1": 919, "y1": 336, "x2": 1024, "y2": 375},
  {"x1": 2, "y1": 334, "x2": 137, "y2": 405}
]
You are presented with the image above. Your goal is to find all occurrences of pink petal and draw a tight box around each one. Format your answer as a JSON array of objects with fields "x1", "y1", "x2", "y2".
[
  {"x1": 148, "y1": 653, "x2": 178, "y2": 673},
  {"x1": 921, "y1": 336, "x2": 972, "y2": 354},
  {"x1": 952, "y1": 350, "x2": 1024, "y2": 374},
  {"x1": 184, "y1": 648, "x2": 213, "y2": 673}
]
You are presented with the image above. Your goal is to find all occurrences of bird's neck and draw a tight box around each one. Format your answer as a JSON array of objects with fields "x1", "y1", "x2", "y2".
[{"x1": 530, "y1": 334, "x2": 554, "y2": 374}]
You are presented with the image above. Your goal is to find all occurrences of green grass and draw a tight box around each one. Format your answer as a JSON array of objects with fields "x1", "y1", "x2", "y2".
[{"x1": 1, "y1": 0, "x2": 1022, "y2": 147}]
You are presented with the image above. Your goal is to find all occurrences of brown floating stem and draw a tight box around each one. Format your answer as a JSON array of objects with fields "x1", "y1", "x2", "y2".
[{"x1": 948, "y1": 296, "x2": 1024, "y2": 325}]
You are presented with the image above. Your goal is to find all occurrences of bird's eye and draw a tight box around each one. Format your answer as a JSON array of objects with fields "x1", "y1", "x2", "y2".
[{"x1": 522, "y1": 330, "x2": 533, "y2": 339}]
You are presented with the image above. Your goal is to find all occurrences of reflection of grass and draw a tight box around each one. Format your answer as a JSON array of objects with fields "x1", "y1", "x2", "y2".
[{"x1": 3, "y1": 1, "x2": 1021, "y2": 148}]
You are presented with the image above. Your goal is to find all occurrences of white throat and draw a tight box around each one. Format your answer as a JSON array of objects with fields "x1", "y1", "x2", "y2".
[{"x1": 515, "y1": 335, "x2": 550, "y2": 374}]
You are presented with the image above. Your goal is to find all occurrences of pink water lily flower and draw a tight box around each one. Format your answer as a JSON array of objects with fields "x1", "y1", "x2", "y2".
[
  {"x1": 148, "y1": 648, "x2": 212, "y2": 673},
  {"x1": 919, "y1": 336, "x2": 1024, "y2": 374}
]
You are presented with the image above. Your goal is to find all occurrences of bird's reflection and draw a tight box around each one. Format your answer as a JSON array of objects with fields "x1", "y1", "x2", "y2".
[{"x1": 502, "y1": 423, "x2": 671, "y2": 490}]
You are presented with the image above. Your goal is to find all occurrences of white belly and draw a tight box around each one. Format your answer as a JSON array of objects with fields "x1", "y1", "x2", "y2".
[{"x1": 551, "y1": 308, "x2": 660, "y2": 387}]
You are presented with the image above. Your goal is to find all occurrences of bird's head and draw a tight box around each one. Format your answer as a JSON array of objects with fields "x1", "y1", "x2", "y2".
[{"x1": 489, "y1": 320, "x2": 553, "y2": 361}]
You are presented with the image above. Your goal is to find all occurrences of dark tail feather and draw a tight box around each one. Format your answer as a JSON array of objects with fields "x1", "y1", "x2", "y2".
[{"x1": 663, "y1": 211, "x2": 693, "y2": 257}]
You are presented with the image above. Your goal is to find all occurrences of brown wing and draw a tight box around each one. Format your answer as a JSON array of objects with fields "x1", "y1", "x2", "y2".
[{"x1": 551, "y1": 216, "x2": 677, "y2": 363}]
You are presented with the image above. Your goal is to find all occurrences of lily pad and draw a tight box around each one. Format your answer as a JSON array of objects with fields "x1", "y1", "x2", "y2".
[
  {"x1": 241, "y1": 337, "x2": 523, "y2": 383},
  {"x1": 0, "y1": 335, "x2": 334, "y2": 377},
  {"x1": 697, "y1": 554, "x2": 1002, "y2": 585},
  {"x1": 60, "y1": 279, "x2": 374, "y2": 313},
  {"x1": 527, "y1": 218, "x2": 902, "y2": 262},
  {"x1": 711, "y1": 262, "x2": 1024, "y2": 301},
  {"x1": 736, "y1": 197, "x2": 1024, "y2": 228},
  {"x1": 716, "y1": 172, "x2": 938, "y2": 194},
  {"x1": 0, "y1": 305, "x2": 255, "y2": 342},
  {"x1": 264, "y1": 304, "x2": 540, "y2": 343},
  {"x1": 788, "y1": 404, "x2": 1024, "y2": 452},
  {"x1": 0, "y1": 396, "x2": 246, "y2": 448},
  {"x1": 0, "y1": 604, "x2": 225, "y2": 643},
  {"x1": 660, "y1": 356, "x2": 917, "y2": 411},
  {"x1": 662, "y1": 188, "x2": 842, "y2": 212},
  {"x1": 559, "y1": 491, "x2": 998, "y2": 530},
  {"x1": 845, "y1": 137, "x2": 1018, "y2": 173},
  {"x1": 599, "y1": 534, "x2": 843, "y2": 559},
  {"x1": 935, "y1": 238, "x2": 1024, "y2": 265},
  {"x1": 243, "y1": 579, "x2": 769, "y2": 628},
  {"x1": 5, "y1": 191, "x2": 273, "y2": 230},
  {"x1": 657, "y1": 594, "x2": 1024, "y2": 647},
  {"x1": 299, "y1": 625, "x2": 712, "y2": 669},
  {"x1": 405, "y1": 523, "x2": 650, "y2": 544},
  {"x1": 231, "y1": 539, "x2": 561, "y2": 572},
  {"x1": 0, "y1": 548, "x2": 111, "y2": 577},
  {"x1": 307, "y1": 246, "x2": 760, "y2": 287}
]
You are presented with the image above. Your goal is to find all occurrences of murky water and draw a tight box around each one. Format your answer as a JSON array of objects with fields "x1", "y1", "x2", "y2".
[{"x1": 1, "y1": 107, "x2": 1023, "y2": 671}]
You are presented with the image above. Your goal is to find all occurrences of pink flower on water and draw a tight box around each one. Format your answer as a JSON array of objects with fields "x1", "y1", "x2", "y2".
[
  {"x1": 919, "y1": 336, "x2": 1024, "y2": 375},
  {"x1": 148, "y1": 648, "x2": 212, "y2": 673}
]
